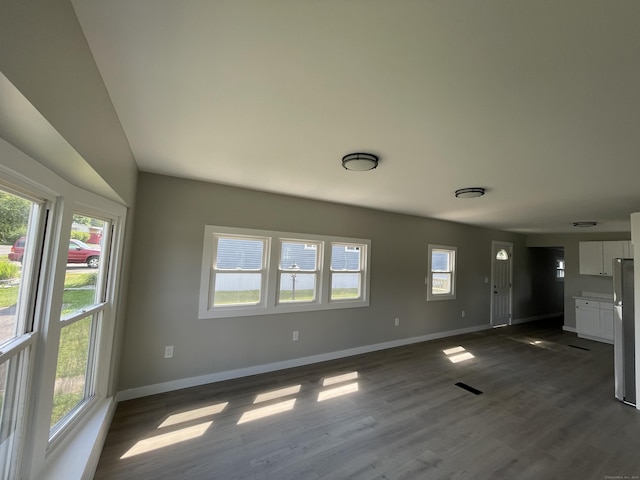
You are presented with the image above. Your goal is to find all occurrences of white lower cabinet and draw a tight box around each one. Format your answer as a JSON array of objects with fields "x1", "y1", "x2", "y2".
[
  {"x1": 575, "y1": 299, "x2": 614, "y2": 343},
  {"x1": 599, "y1": 302, "x2": 614, "y2": 341}
]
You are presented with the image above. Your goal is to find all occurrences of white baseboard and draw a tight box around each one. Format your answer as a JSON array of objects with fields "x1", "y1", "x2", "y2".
[
  {"x1": 511, "y1": 312, "x2": 563, "y2": 325},
  {"x1": 563, "y1": 325, "x2": 577, "y2": 333},
  {"x1": 117, "y1": 323, "x2": 492, "y2": 402}
]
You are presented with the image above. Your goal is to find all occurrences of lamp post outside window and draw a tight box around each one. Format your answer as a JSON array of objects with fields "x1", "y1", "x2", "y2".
[{"x1": 290, "y1": 262, "x2": 299, "y2": 300}]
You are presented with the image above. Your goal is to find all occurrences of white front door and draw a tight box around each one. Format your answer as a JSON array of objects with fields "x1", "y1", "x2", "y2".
[{"x1": 491, "y1": 241, "x2": 513, "y2": 326}]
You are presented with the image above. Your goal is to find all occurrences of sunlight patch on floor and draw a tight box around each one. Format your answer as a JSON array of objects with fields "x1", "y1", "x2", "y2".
[
  {"x1": 237, "y1": 399, "x2": 296, "y2": 424},
  {"x1": 317, "y1": 382, "x2": 359, "y2": 402},
  {"x1": 159, "y1": 402, "x2": 228, "y2": 428},
  {"x1": 443, "y1": 346, "x2": 466, "y2": 356},
  {"x1": 443, "y1": 346, "x2": 475, "y2": 363},
  {"x1": 121, "y1": 422, "x2": 212, "y2": 459},
  {"x1": 322, "y1": 371, "x2": 358, "y2": 387},
  {"x1": 254, "y1": 385, "x2": 301, "y2": 404}
]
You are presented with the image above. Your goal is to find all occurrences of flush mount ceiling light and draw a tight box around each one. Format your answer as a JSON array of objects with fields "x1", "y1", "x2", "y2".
[
  {"x1": 341, "y1": 153, "x2": 379, "y2": 171},
  {"x1": 454, "y1": 187, "x2": 485, "y2": 199},
  {"x1": 573, "y1": 221, "x2": 598, "y2": 227}
]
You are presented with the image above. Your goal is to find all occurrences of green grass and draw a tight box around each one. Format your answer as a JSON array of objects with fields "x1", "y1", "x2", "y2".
[
  {"x1": 64, "y1": 271, "x2": 97, "y2": 288},
  {"x1": 330, "y1": 288, "x2": 360, "y2": 299},
  {"x1": 213, "y1": 288, "x2": 360, "y2": 304},
  {"x1": 279, "y1": 289, "x2": 315, "y2": 302},
  {"x1": 50, "y1": 392, "x2": 85, "y2": 428},
  {"x1": 50, "y1": 316, "x2": 91, "y2": 427},
  {"x1": 52, "y1": 282, "x2": 95, "y2": 427},
  {"x1": 214, "y1": 290, "x2": 261, "y2": 305},
  {"x1": 0, "y1": 259, "x2": 19, "y2": 280},
  {"x1": 0, "y1": 272, "x2": 97, "y2": 309},
  {"x1": 0, "y1": 286, "x2": 18, "y2": 308},
  {"x1": 61, "y1": 289, "x2": 96, "y2": 316}
]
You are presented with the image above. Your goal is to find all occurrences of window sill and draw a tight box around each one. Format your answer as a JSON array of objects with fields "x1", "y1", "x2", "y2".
[
  {"x1": 37, "y1": 397, "x2": 116, "y2": 480},
  {"x1": 199, "y1": 297, "x2": 369, "y2": 319}
]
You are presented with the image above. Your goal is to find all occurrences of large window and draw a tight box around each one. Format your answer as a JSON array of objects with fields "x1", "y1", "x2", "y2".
[
  {"x1": 200, "y1": 226, "x2": 370, "y2": 318},
  {"x1": 0, "y1": 136, "x2": 126, "y2": 479},
  {"x1": 427, "y1": 244, "x2": 457, "y2": 301},
  {"x1": 0, "y1": 187, "x2": 45, "y2": 479},
  {"x1": 50, "y1": 214, "x2": 111, "y2": 439}
]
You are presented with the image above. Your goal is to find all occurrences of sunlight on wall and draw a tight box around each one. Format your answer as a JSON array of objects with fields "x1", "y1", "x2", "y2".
[
  {"x1": 237, "y1": 399, "x2": 296, "y2": 424},
  {"x1": 121, "y1": 422, "x2": 212, "y2": 459},
  {"x1": 443, "y1": 346, "x2": 475, "y2": 363}
]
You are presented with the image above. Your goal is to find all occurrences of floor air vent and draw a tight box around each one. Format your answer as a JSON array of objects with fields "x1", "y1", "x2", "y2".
[{"x1": 455, "y1": 382, "x2": 483, "y2": 395}]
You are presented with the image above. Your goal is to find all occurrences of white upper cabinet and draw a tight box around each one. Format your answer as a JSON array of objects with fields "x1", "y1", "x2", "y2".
[
  {"x1": 579, "y1": 240, "x2": 631, "y2": 276},
  {"x1": 579, "y1": 242, "x2": 603, "y2": 275}
]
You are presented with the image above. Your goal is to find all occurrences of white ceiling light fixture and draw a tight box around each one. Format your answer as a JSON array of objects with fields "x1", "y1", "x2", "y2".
[
  {"x1": 342, "y1": 153, "x2": 379, "y2": 171},
  {"x1": 454, "y1": 187, "x2": 485, "y2": 199},
  {"x1": 573, "y1": 221, "x2": 598, "y2": 227}
]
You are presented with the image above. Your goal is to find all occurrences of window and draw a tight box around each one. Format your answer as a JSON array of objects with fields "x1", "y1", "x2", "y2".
[
  {"x1": 278, "y1": 240, "x2": 320, "y2": 303},
  {"x1": 200, "y1": 226, "x2": 370, "y2": 318},
  {"x1": 496, "y1": 249, "x2": 509, "y2": 260},
  {"x1": 212, "y1": 235, "x2": 268, "y2": 307},
  {"x1": 427, "y1": 244, "x2": 457, "y2": 301},
  {"x1": 50, "y1": 213, "x2": 112, "y2": 439},
  {"x1": 0, "y1": 187, "x2": 46, "y2": 479},
  {"x1": 0, "y1": 138, "x2": 127, "y2": 479},
  {"x1": 330, "y1": 244, "x2": 365, "y2": 301},
  {"x1": 556, "y1": 259, "x2": 565, "y2": 279}
]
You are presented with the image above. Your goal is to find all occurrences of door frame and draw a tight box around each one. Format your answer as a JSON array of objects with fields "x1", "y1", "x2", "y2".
[{"x1": 490, "y1": 241, "x2": 513, "y2": 327}]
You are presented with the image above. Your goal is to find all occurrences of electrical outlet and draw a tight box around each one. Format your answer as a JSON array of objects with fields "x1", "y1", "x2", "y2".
[
  {"x1": 164, "y1": 345, "x2": 174, "y2": 358},
  {"x1": 394, "y1": 317, "x2": 400, "y2": 326},
  {"x1": 461, "y1": 310, "x2": 466, "y2": 318},
  {"x1": 293, "y1": 331, "x2": 299, "y2": 341}
]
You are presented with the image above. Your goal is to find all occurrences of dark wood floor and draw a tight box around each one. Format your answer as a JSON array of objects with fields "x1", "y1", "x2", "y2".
[{"x1": 95, "y1": 318, "x2": 640, "y2": 479}]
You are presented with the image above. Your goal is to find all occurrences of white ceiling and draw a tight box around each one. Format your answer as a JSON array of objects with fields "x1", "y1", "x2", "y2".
[{"x1": 71, "y1": 0, "x2": 640, "y2": 234}]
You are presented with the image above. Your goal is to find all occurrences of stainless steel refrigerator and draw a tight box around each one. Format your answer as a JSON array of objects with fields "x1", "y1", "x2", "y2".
[{"x1": 613, "y1": 258, "x2": 635, "y2": 406}]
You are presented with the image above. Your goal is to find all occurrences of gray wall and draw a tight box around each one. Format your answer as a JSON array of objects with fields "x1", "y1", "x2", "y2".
[
  {"x1": 527, "y1": 232, "x2": 631, "y2": 328},
  {"x1": 0, "y1": 0, "x2": 138, "y2": 206},
  {"x1": 119, "y1": 172, "x2": 548, "y2": 391}
]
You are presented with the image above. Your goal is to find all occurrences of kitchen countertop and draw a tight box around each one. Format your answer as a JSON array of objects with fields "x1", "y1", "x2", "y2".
[{"x1": 573, "y1": 291, "x2": 613, "y2": 303}]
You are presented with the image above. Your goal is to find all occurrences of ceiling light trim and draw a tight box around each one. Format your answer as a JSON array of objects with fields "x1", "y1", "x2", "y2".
[
  {"x1": 454, "y1": 187, "x2": 485, "y2": 199},
  {"x1": 341, "y1": 153, "x2": 379, "y2": 171}
]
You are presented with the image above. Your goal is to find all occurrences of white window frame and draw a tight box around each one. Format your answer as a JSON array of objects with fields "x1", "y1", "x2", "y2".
[
  {"x1": 210, "y1": 233, "x2": 270, "y2": 309},
  {"x1": 556, "y1": 258, "x2": 565, "y2": 280},
  {"x1": 277, "y1": 238, "x2": 322, "y2": 305},
  {"x1": 427, "y1": 244, "x2": 457, "y2": 301},
  {"x1": 48, "y1": 210, "x2": 116, "y2": 444},
  {"x1": 0, "y1": 132, "x2": 127, "y2": 480},
  {"x1": 199, "y1": 226, "x2": 371, "y2": 318},
  {"x1": 330, "y1": 243, "x2": 366, "y2": 302}
]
